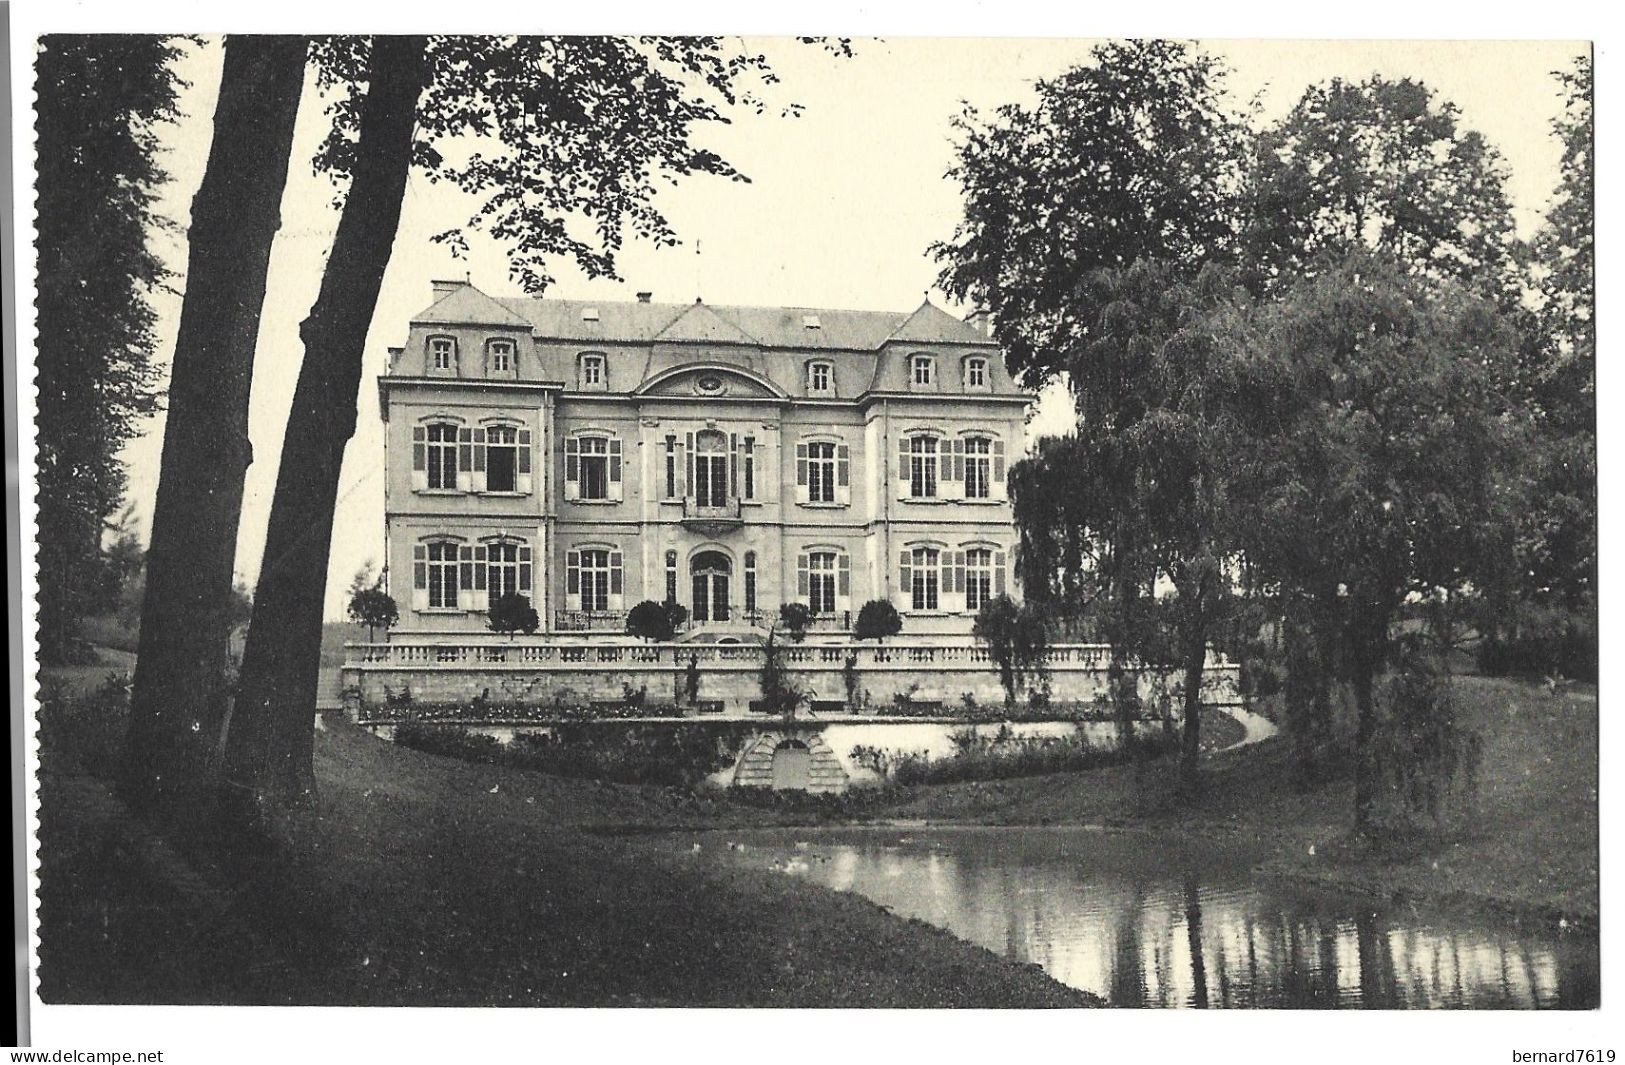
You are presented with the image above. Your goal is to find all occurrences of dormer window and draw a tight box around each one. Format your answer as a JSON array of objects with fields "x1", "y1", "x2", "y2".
[
  {"x1": 911, "y1": 355, "x2": 936, "y2": 388},
  {"x1": 582, "y1": 307, "x2": 600, "y2": 322},
  {"x1": 802, "y1": 314, "x2": 822, "y2": 330},
  {"x1": 487, "y1": 339, "x2": 515, "y2": 377},
  {"x1": 580, "y1": 353, "x2": 606, "y2": 389},
  {"x1": 807, "y1": 360, "x2": 833, "y2": 394},
  {"x1": 965, "y1": 357, "x2": 988, "y2": 389},
  {"x1": 429, "y1": 337, "x2": 456, "y2": 373}
]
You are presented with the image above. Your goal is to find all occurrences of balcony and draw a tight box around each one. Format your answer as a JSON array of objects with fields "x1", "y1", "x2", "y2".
[
  {"x1": 553, "y1": 609, "x2": 629, "y2": 632},
  {"x1": 681, "y1": 496, "x2": 743, "y2": 534}
]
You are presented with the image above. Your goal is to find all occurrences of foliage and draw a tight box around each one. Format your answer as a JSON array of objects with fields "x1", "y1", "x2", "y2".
[
  {"x1": 35, "y1": 36, "x2": 183, "y2": 662},
  {"x1": 391, "y1": 720, "x2": 756, "y2": 789},
  {"x1": 347, "y1": 586, "x2": 399, "y2": 642},
  {"x1": 1243, "y1": 75, "x2": 1521, "y2": 307},
  {"x1": 683, "y1": 654, "x2": 701, "y2": 706},
  {"x1": 934, "y1": 39, "x2": 1250, "y2": 388},
  {"x1": 777, "y1": 602, "x2": 813, "y2": 643},
  {"x1": 855, "y1": 724, "x2": 1174, "y2": 786},
  {"x1": 852, "y1": 599, "x2": 902, "y2": 641},
  {"x1": 972, "y1": 595, "x2": 1049, "y2": 707},
  {"x1": 486, "y1": 593, "x2": 539, "y2": 638},
  {"x1": 1367, "y1": 659, "x2": 1483, "y2": 833},
  {"x1": 1475, "y1": 601, "x2": 1596, "y2": 683},
  {"x1": 626, "y1": 599, "x2": 685, "y2": 642},
  {"x1": 37, "y1": 673, "x2": 134, "y2": 781},
  {"x1": 756, "y1": 628, "x2": 811, "y2": 720}
]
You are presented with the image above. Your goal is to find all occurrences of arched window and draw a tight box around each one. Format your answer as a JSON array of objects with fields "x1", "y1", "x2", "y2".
[
  {"x1": 692, "y1": 429, "x2": 729, "y2": 508},
  {"x1": 411, "y1": 421, "x2": 460, "y2": 491},
  {"x1": 795, "y1": 437, "x2": 849, "y2": 506},
  {"x1": 899, "y1": 434, "x2": 939, "y2": 499},
  {"x1": 566, "y1": 546, "x2": 623, "y2": 614},
  {"x1": 485, "y1": 539, "x2": 532, "y2": 602},
  {"x1": 412, "y1": 539, "x2": 461, "y2": 611},
  {"x1": 796, "y1": 549, "x2": 851, "y2": 615},
  {"x1": 428, "y1": 336, "x2": 457, "y2": 374},
  {"x1": 964, "y1": 547, "x2": 994, "y2": 610},
  {"x1": 665, "y1": 549, "x2": 679, "y2": 605},
  {"x1": 899, "y1": 546, "x2": 941, "y2": 612},
  {"x1": 963, "y1": 435, "x2": 993, "y2": 499},
  {"x1": 564, "y1": 433, "x2": 622, "y2": 501}
]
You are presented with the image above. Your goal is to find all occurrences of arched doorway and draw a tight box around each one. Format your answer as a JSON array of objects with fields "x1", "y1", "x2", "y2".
[
  {"x1": 691, "y1": 549, "x2": 732, "y2": 623},
  {"x1": 770, "y1": 740, "x2": 811, "y2": 790}
]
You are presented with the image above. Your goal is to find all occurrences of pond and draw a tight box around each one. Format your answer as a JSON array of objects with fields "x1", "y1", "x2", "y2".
[{"x1": 670, "y1": 826, "x2": 1598, "y2": 1009}]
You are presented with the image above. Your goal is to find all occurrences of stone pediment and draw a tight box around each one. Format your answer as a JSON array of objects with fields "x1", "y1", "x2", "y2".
[{"x1": 636, "y1": 364, "x2": 785, "y2": 400}]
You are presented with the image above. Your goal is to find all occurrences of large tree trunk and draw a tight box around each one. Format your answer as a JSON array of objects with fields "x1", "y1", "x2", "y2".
[
  {"x1": 1178, "y1": 612, "x2": 1206, "y2": 795},
  {"x1": 121, "y1": 36, "x2": 306, "y2": 819},
  {"x1": 1349, "y1": 605, "x2": 1388, "y2": 831},
  {"x1": 224, "y1": 36, "x2": 426, "y2": 811}
]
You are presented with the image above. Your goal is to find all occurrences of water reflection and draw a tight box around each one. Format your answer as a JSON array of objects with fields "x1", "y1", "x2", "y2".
[{"x1": 680, "y1": 827, "x2": 1597, "y2": 1009}]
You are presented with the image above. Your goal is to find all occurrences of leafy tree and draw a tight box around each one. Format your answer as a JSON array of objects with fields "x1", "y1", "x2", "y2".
[
  {"x1": 757, "y1": 627, "x2": 811, "y2": 721},
  {"x1": 934, "y1": 39, "x2": 1250, "y2": 388},
  {"x1": 1243, "y1": 76, "x2": 1521, "y2": 307},
  {"x1": 347, "y1": 587, "x2": 399, "y2": 642},
  {"x1": 853, "y1": 599, "x2": 902, "y2": 641},
  {"x1": 121, "y1": 36, "x2": 307, "y2": 819},
  {"x1": 486, "y1": 593, "x2": 540, "y2": 639},
  {"x1": 98, "y1": 504, "x2": 146, "y2": 601},
  {"x1": 627, "y1": 599, "x2": 683, "y2": 642},
  {"x1": 35, "y1": 36, "x2": 182, "y2": 663},
  {"x1": 777, "y1": 602, "x2": 813, "y2": 643},
  {"x1": 229, "y1": 35, "x2": 848, "y2": 811},
  {"x1": 972, "y1": 595, "x2": 1049, "y2": 708},
  {"x1": 1233, "y1": 250, "x2": 1523, "y2": 829}
]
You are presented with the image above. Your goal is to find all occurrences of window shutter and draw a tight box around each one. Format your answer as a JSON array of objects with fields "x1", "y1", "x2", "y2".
[
  {"x1": 835, "y1": 443, "x2": 851, "y2": 506},
  {"x1": 471, "y1": 428, "x2": 487, "y2": 493},
  {"x1": 730, "y1": 433, "x2": 739, "y2": 497},
  {"x1": 475, "y1": 545, "x2": 487, "y2": 591},
  {"x1": 951, "y1": 438, "x2": 965, "y2": 482},
  {"x1": 412, "y1": 544, "x2": 427, "y2": 611},
  {"x1": 459, "y1": 545, "x2": 475, "y2": 608},
  {"x1": 608, "y1": 438, "x2": 623, "y2": 501},
  {"x1": 796, "y1": 443, "x2": 808, "y2": 486},
  {"x1": 608, "y1": 550, "x2": 624, "y2": 609},
  {"x1": 564, "y1": 438, "x2": 579, "y2": 500},
  {"x1": 898, "y1": 550, "x2": 912, "y2": 606},
  {"x1": 743, "y1": 437, "x2": 755, "y2": 499},
  {"x1": 995, "y1": 550, "x2": 1007, "y2": 596},
  {"x1": 797, "y1": 553, "x2": 809, "y2": 599},
  {"x1": 993, "y1": 439, "x2": 1006, "y2": 484},
  {"x1": 953, "y1": 551, "x2": 966, "y2": 595},
  {"x1": 457, "y1": 428, "x2": 473, "y2": 491},
  {"x1": 517, "y1": 429, "x2": 531, "y2": 473},
  {"x1": 519, "y1": 545, "x2": 532, "y2": 594},
  {"x1": 837, "y1": 554, "x2": 851, "y2": 599},
  {"x1": 676, "y1": 436, "x2": 688, "y2": 498},
  {"x1": 566, "y1": 550, "x2": 581, "y2": 612},
  {"x1": 898, "y1": 438, "x2": 910, "y2": 482},
  {"x1": 412, "y1": 426, "x2": 425, "y2": 470},
  {"x1": 685, "y1": 432, "x2": 695, "y2": 500}
]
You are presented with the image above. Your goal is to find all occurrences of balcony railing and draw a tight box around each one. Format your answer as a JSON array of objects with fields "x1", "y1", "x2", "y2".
[
  {"x1": 681, "y1": 496, "x2": 743, "y2": 532},
  {"x1": 553, "y1": 609, "x2": 629, "y2": 632},
  {"x1": 743, "y1": 609, "x2": 851, "y2": 633}
]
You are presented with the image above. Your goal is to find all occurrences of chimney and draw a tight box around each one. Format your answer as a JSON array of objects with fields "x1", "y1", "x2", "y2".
[
  {"x1": 636, "y1": 291, "x2": 653, "y2": 303},
  {"x1": 430, "y1": 277, "x2": 469, "y2": 301}
]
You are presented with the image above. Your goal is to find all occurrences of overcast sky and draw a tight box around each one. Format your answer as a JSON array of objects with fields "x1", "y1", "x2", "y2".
[{"x1": 115, "y1": 37, "x2": 1586, "y2": 618}]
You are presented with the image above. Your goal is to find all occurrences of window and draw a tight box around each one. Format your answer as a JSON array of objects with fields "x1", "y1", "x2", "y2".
[
  {"x1": 418, "y1": 541, "x2": 459, "y2": 609},
  {"x1": 580, "y1": 353, "x2": 605, "y2": 388},
  {"x1": 665, "y1": 550, "x2": 678, "y2": 605},
  {"x1": 808, "y1": 361, "x2": 832, "y2": 393},
  {"x1": 806, "y1": 442, "x2": 836, "y2": 503},
  {"x1": 807, "y1": 552, "x2": 838, "y2": 614},
  {"x1": 744, "y1": 551, "x2": 757, "y2": 615},
  {"x1": 488, "y1": 339, "x2": 515, "y2": 375},
  {"x1": 911, "y1": 355, "x2": 935, "y2": 387},
  {"x1": 423, "y1": 422, "x2": 457, "y2": 490},
  {"x1": 665, "y1": 436, "x2": 677, "y2": 498},
  {"x1": 692, "y1": 430, "x2": 729, "y2": 508},
  {"x1": 429, "y1": 337, "x2": 455, "y2": 372},
  {"x1": 486, "y1": 541, "x2": 531, "y2": 601},
  {"x1": 566, "y1": 434, "x2": 620, "y2": 501},
  {"x1": 965, "y1": 357, "x2": 988, "y2": 388},
  {"x1": 574, "y1": 548, "x2": 615, "y2": 612},
  {"x1": 743, "y1": 436, "x2": 755, "y2": 499},
  {"x1": 908, "y1": 436, "x2": 938, "y2": 498},
  {"x1": 965, "y1": 548, "x2": 993, "y2": 610},
  {"x1": 906, "y1": 547, "x2": 940, "y2": 611},
  {"x1": 485, "y1": 425, "x2": 519, "y2": 492},
  {"x1": 964, "y1": 436, "x2": 992, "y2": 500}
]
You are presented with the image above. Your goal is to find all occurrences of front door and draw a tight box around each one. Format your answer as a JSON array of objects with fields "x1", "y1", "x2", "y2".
[{"x1": 691, "y1": 551, "x2": 731, "y2": 623}]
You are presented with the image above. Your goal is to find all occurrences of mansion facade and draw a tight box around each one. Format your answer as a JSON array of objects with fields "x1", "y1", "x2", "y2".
[{"x1": 379, "y1": 279, "x2": 1030, "y2": 642}]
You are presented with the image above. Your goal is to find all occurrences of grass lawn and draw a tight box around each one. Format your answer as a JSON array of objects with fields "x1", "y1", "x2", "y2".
[{"x1": 37, "y1": 712, "x2": 1090, "y2": 1006}]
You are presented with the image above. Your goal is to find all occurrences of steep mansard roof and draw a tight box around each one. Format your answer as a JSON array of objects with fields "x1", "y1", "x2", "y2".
[{"x1": 414, "y1": 287, "x2": 997, "y2": 351}]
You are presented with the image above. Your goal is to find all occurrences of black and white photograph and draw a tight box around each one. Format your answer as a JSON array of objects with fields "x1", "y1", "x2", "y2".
[{"x1": 9, "y1": 4, "x2": 1610, "y2": 1059}]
